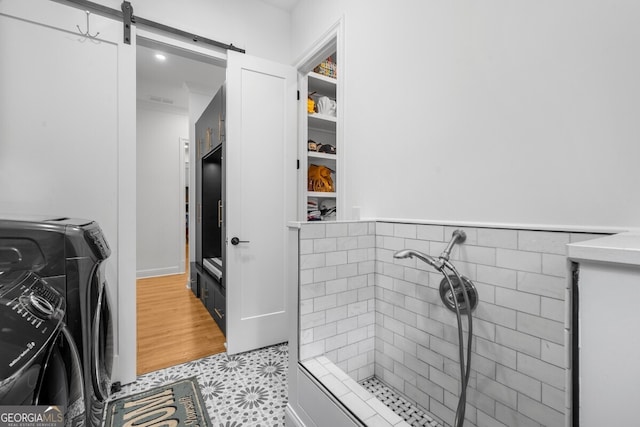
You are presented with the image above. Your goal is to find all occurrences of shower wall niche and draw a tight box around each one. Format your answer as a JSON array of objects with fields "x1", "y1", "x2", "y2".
[{"x1": 289, "y1": 220, "x2": 605, "y2": 427}]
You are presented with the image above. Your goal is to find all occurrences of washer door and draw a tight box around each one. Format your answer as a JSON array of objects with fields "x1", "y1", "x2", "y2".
[{"x1": 91, "y1": 279, "x2": 113, "y2": 401}]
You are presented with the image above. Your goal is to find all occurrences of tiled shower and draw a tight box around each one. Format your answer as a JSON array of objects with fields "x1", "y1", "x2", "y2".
[{"x1": 297, "y1": 220, "x2": 603, "y2": 427}]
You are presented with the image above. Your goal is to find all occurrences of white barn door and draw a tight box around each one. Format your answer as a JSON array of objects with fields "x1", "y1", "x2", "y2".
[
  {"x1": 225, "y1": 51, "x2": 297, "y2": 354},
  {"x1": 0, "y1": 0, "x2": 137, "y2": 383}
]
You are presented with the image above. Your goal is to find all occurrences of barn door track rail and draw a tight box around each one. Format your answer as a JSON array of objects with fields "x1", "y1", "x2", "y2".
[{"x1": 53, "y1": 0, "x2": 246, "y2": 53}]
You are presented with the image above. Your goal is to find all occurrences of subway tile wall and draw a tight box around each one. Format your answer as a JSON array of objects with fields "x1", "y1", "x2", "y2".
[
  {"x1": 297, "y1": 221, "x2": 604, "y2": 427},
  {"x1": 299, "y1": 222, "x2": 377, "y2": 381}
]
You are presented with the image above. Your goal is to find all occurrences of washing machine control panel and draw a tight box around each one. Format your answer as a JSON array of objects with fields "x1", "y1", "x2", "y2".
[{"x1": 1, "y1": 271, "x2": 64, "y2": 330}]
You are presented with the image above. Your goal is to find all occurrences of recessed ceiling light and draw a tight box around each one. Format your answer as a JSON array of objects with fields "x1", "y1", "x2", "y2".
[{"x1": 155, "y1": 53, "x2": 166, "y2": 61}]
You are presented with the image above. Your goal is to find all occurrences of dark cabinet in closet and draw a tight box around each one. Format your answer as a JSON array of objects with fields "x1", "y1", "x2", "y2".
[{"x1": 193, "y1": 85, "x2": 226, "y2": 335}]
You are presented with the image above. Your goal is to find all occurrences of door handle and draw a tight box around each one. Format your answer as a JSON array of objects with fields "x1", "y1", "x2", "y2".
[{"x1": 230, "y1": 237, "x2": 249, "y2": 245}]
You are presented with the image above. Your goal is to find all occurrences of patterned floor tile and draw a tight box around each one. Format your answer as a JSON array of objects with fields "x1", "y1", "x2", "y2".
[{"x1": 107, "y1": 343, "x2": 289, "y2": 427}]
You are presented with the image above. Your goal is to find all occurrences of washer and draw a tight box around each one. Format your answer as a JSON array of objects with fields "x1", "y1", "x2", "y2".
[
  {"x1": 0, "y1": 271, "x2": 84, "y2": 422},
  {"x1": 0, "y1": 216, "x2": 114, "y2": 427}
]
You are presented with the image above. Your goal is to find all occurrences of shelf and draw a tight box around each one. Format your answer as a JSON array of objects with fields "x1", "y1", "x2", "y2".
[
  {"x1": 308, "y1": 113, "x2": 337, "y2": 132},
  {"x1": 308, "y1": 152, "x2": 336, "y2": 160},
  {"x1": 308, "y1": 191, "x2": 337, "y2": 198},
  {"x1": 308, "y1": 72, "x2": 336, "y2": 98}
]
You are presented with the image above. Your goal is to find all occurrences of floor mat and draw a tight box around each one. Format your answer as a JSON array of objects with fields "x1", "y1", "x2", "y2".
[{"x1": 104, "y1": 377, "x2": 211, "y2": 427}]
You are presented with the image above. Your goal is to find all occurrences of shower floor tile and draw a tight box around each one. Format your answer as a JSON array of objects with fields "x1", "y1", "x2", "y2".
[
  {"x1": 108, "y1": 343, "x2": 288, "y2": 426},
  {"x1": 360, "y1": 377, "x2": 441, "y2": 427}
]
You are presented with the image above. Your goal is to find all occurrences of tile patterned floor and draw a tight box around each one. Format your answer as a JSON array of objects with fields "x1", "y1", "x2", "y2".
[
  {"x1": 360, "y1": 377, "x2": 442, "y2": 427},
  {"x1": 109, "y1": 343, "x2": 289, "y2": 427}
]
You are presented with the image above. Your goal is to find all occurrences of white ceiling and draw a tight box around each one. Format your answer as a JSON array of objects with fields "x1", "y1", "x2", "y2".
[
  {"x1": 137, "y1": 43, "x2": 225, "y2": 110},
  {"x1": 259, "y1": 0, "x2": 299, "y2": 11}
]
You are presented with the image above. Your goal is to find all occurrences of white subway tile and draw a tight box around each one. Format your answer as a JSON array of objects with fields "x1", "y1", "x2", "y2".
[
  {"x1": 314, "y1": 322, "x2": 337, "y2": 341},
  {"x1": 336, "y1": 236, "x2": 358, "y2": 251},
  {"x1": 326, "y1": 250, "x2": 348, "y2": 266},
  {"x1": 495, "y1": 287, "x2": 540, "y2": 315},
  {"x1": 300, "y1": 328, "x2": 314, "y2": 344},
  {"x1": 458, "y1": 245, "x2": 497, "y2": 266},
  {"x1": 517, "y1": 272, "x2": 566, "y2": 300},
  {"x1": 496, "y1": 365, "x2": 541, "y2": 400},
  {"x1": 326, "y1": 222, "x2": 348, "y2": 237},
  {"x1": 300, "y1": 253, "x2": 325, "y2": 269},
  {"x1": 542, "y1": 253, "x2": 569, "y2": 278},
  {"x1": 477, "y1": 228, "x2": 518, "y2": 249},
  {"x1": 300, "y1": 341, "x2": 325, "y2": 360},
  {"x1": 314, "y1": 266, "x2": 337, "y2": 282},
  {"x1": 325, "y1": 333, "x2": 348, "y2": 351},
  {"x1": 416, "y1": 224, "x2": 445, "y2": 241},
  {"x1": 300, "y1": 282, "x2": 325, "y2": 300},
  {"x1": 541, "y1": 340, "x2": 565, "y2": 368},
  {"x1": 348, "y1": 248, "x2": 370, "y2": 263},
  {"x1": 541, "y1": 297, "x2": 564, "y2": 323},
  {"x1": 337, "y1": 343, "x2": 359, "y2": 362},
  {"x1": 336, "y1": 289, "x2": 358, "y2": 307},
  {"x1": 348, "y1": 222, "x2": 369, "y2": 237},
  {"x1": 314, "y1": 237, "x2": 337, "y2": 253},
  {"x1": 517, "y1": 353, "x2": 565, "y2": 390},
  {"x1": 336, "y1": 263, "x2": 358, "y2": 279},
  {"x1": 477, "y1": 265, "x2": 518, "y2": 289},
  {"x1": 495, "y1": 326, "x2": 541, "y2": 358},
  {"x1": 517, "y1": 312, "x2": 564, "y2": 345},
  {"x1": 347, "y1": 301, "x2": 369, "y2": 317},
  {"x1": 474, "y1": 302, "x2": 517, "y2": 329},
  {"x1": 300, "y1": 223, "x2": 325, "y2": 239},
  {"x1": 314, "y1": 294, "x2": 337, "y2": 311},
  {"x1": 347, "y1": 326, "x2": 369, "y2": 344},
  {"x1": 299, "y1": 238, "x2": 314, "y2": 255},
  {"x1": 325, "y1": 278, "x2": 348, "y2": 295},
  {"x1": 300, "y1": 268, "x2": 314, "y2": 285},
  {"x1": 496, "y1": 249, "x2": 542, "y2": 273},
  {"x1": 358, "y1": 235, "x2": 376, "y2": 248},
  {"x1": 394, "y1": 223, "x2": 417, "y2": 239},
  {"x1": 542, "y1": 383, "x2": 565, "y2": 413},
  {"x1": 376, "y1": 222, "x2": 394, "y2": 236},
  {"x1": 300, "y1": 311, "x2": 326, "y2": 329},
  {"x1": 476, "y1": 374, "x2": 518, "y2": 409},
  {"x1": 517, "y1": 393, "x2": 564, "y2": 427},
  {"x1": 475, "y1": 338, "x2": 517, "y2": 370},
  {"x1": 359, "y1": 260, "x2": 376, "y2": 274},
  {"x1": 518, "y1": 230, "x2": 569, "y2": 255},
  {"x1": 336, "y1": 316, "x2": 358, "y2": 334},
  {"x1": 326, "y1": 306, "x2": 347, "y2": 323}
]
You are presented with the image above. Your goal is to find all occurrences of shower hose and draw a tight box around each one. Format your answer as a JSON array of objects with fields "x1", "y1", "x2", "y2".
[{"x1": 440, "y1": 260, "x2": 474, "y2": 427}]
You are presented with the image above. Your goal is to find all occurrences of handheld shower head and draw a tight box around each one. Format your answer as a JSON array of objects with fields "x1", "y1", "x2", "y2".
[{"x1": 394, "y1": 249, "x2": 443, "y2": 271}]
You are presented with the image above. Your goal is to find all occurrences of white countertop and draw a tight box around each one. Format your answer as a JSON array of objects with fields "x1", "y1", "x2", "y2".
[{"x1": 567, "y1": 232, "x2": 640, "y2": 266}]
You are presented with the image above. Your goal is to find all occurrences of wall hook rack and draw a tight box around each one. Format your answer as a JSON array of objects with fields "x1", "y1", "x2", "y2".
[{"x1": 77, "y1": 10, "x2": 100, "y2": 38}]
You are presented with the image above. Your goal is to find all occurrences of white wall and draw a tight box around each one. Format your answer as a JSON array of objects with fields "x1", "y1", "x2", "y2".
[
  {"x1": 136, "y1": 104, "x2": 189, "y2": 277},
  {"x1": 292, "y1": 0, "x2": 640, "y2": 231}
]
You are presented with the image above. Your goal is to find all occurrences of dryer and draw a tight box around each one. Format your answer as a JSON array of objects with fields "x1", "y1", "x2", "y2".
[{"x1": 0, "y1": 216, "x2": 114, "y2": 427}]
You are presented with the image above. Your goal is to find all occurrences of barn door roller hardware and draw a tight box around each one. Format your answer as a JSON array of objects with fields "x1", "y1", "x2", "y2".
[{"x1": 55, "y1": 0, "x2": 245, "y2": 52}]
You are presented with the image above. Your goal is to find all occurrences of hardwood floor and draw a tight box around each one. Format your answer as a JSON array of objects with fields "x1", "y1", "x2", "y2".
[{"x1": 136, "y1": 267, "x2": 226, "y2": 375}]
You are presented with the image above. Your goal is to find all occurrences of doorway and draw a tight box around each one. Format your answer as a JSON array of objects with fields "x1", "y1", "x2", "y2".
[{"x1": 135, "y1": 37, "x2": 227, "y2": 373}]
